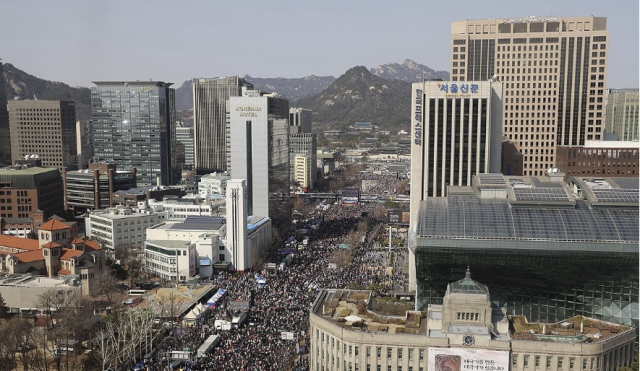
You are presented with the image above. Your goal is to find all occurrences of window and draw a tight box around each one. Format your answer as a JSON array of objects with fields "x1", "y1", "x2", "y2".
[
  {"x1": 377, "y1": 348, "x2": 381, "y2": 358},
  {"x1": 219, "y1": 254, "x2": 225, "y2": 261},
  {"x1": 558, "y1": 357, "x2": 564, "y2": 368},
  {"x1": 420, "y1": 349, "x2": 424, "y2": 361},
  {"x1": 387, "y1": 348, "x2": 392, "y2": 358},
  {"x1": 409, "y1": 349, "x2": 414, "y2": 360},
  {"x1": 366, "y1": 347, "x2": 371, "y2": 357},
  {"x1": 513, "y1": 355, "x2": 518, "y2": 366},
  {"x1": 570, "y1": 358, "x2": 575, "y2": 369},
  {"x1": 398, "y1": 349, "x2": 403, "y2": 359},
  {"x1": 535, "y1": 356, "x2": 540, "y2": 367},
  {"x1": 524, "y1": 355, "x2": 529, "y2": 367}
]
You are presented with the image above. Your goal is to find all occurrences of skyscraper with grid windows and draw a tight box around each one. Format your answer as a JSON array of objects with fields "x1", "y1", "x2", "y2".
[
  {"x1": 192, "y1": 77, "x2": 253, "y2": 174},
  {"x1": 450, "y1": 16, "x2": 609, "y2": 176}
]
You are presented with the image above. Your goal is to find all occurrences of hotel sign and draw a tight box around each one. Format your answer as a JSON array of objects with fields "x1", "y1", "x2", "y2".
[
  {"x1": 414, "y1": 89, "x2": 423, "y2": 146},
  {"x1": 235, "y1": 106, "x2": 262, "y2": 117},
  {"x1": 502, "y1": 17, "x2": 557, "y2": 23}
]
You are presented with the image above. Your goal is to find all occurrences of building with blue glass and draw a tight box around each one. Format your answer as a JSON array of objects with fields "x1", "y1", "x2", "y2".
[
  {"x1": 410, "y1": 173, "x2": 638, "y2": 330},
  {"x1": 90, "y1": 81, "x2": 177, "y2": 187}
]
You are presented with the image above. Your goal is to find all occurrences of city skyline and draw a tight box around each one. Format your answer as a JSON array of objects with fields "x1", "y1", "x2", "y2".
[{"x1": 0, "y1": 0, "x2": 637, "y2": 89}]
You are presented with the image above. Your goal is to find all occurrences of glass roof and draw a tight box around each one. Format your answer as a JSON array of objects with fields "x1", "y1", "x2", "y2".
[
  {"x1": 449, "y1": 268, "x2": 489, "y2": 295},
  {"x1": 418, "y1": 196, "x2": 639, "y2": 243}
]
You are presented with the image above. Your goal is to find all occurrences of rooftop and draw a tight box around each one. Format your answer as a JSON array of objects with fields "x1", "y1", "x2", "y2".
[
  {"x1": 449, "y1": 268, "x2": 489, "y2": 295},
  {"x1": 146, "y1": 240, "x2": 192, "y2": 249},
  {"x1": 511, "y1": 315, "x2": 632, "y2": 344},
  {"x1": 312, "y1": 289, "x2": 426, "y2": 336},
  {"x1": 417, "y1": 175, "x2": 638, "y2": 246}
]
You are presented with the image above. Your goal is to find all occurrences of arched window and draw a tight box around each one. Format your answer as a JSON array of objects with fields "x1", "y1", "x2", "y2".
[
  {"x1": 62, "y1": 232, "x2": 66, "y2": 239},
  {"x1": 56, "y1": 233, "x2": 60, "y2": 240},
  {"x1": 41, "y1": 233, "x2": 44, "y2": 239}
]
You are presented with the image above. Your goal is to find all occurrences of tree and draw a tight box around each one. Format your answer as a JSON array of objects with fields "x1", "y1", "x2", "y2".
[
  {"x1": 620, "y1": 353, "x2": 639, "y2": 371},
  {"x1": 0, "y1": 293, "x2": 7, "y2": 319},
  {"x1": 116, "y1": 247, "x2": 144, "y2": 289},
  {"x1": 95, "y1": 269, "x2": 120, "y2": 306},
  {"x1": 374, "y1": 204, "x2": 387, "y2": 221},
  {"x1": 27, "y1": 230, "x2": 38, "y2": 240}
]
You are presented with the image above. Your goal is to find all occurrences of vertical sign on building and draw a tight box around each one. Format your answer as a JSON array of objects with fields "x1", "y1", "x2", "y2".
[{"x1": 414, "y1": 89, "x2": 423, "y2": 146}]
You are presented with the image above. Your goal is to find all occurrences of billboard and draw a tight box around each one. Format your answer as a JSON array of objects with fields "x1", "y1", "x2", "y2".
[{"x1": 428, "y1": 347, "x2": 509, "y2": 371}]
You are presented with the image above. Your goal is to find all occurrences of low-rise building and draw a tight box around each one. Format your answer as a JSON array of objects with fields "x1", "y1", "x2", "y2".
[
  {"x1": 63, "y1": 161, "x2": 137, "y2": 214},
  {"x1": 198, "y1": 172, "x2": 230, "y2": 198},
  {"x1": 310, "y1": 271, "x2": 635, "y2": 371},
  {"x1": 85, "y1": 205, "x2": 159, "y2": 258},
  {"x1": 0, "y1": 219, "x2": 104, "y2": 296},
  {"x1": 144, "y1": 240, "x2": 196, "y2": 282},
  {"x1": 0, "y1": 164, "x2": 64, "y2": 220},
  {"x1": 555, "y1": 140, "x2": 639, "y2": 180}
]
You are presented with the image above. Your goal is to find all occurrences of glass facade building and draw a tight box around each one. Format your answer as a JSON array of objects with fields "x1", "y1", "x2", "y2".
[
  {"x1": 192, "y1": 77, "x2": 253, "y2": 174},
  {"x1": 412, "y1": 174, "x2": 639, "y2": 330},
  {"x1": 605, "y1": 89, "x2": 639, "y2": 141},
  {"x1": 90, "y1": 81, "x2": 177, "y2": 186},
  {"x1": 229, "y1": 91, "x2": 290, "y2": 234}
]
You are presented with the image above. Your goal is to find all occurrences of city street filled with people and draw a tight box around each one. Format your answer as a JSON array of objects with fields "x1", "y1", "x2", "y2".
[{"x1": 139, "y1": 171, "x2": 408, "y2": 371}]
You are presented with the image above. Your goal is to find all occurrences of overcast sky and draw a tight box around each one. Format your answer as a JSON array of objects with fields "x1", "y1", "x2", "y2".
[{"x1": 1, "y1": 0, "x2": 637, "y2": 88}]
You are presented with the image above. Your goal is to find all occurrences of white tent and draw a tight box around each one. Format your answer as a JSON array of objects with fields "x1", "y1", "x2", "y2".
[{"x1": 344, "y1": 315, "x2": 363, "y2": 322}]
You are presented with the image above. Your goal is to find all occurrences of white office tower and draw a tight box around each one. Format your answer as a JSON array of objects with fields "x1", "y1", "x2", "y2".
[{"x1": 226, "y1": 179, "x2": 248, "y2": 271}]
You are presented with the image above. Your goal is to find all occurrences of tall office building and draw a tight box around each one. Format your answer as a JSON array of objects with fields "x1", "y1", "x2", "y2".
[
  {"x1": 175, "y1": 123, "x2": 195, "y2": 168},
  {"x1": 289, "y1": 107, "x2": 312, "y2": 134},
  {"x1": 409, "y1": 81, "x2": 503, "y2": 205},
  {"x1": 289, "y1": 133, "x2": 317, "y2": 191},
  {"x1": 9, "y1": 100, "x2": 78, "y2": 171},
  {"x1": 229, "y1": 90, "x2": 289, "y2": 232},
  {"x1": 0, "y1": 61, "x2": 11, "y2": 166},
  {"x1": 90, "y1": 81, "x2": 177, "y2": 186},
  {"x1": 451, "y1": 16, "x2": 609, "y2": 176},
  {"x1": 193, "y1": 77, "x2": 253, "y2": 174},
  {"x1": 605, "y1": 89, "x2": 639, "y2": 141}
]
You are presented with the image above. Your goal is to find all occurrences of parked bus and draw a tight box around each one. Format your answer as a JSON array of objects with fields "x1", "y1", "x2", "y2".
[
  {"x1": 196, "y1": 335, "x2": 220, "y2": 358},
  {"x1": 127, "y1": 289, "x2": 146, "y2": 296}
]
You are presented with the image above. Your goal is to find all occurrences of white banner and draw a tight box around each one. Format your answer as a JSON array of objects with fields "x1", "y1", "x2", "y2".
[
  {"x1": 428, "y1": 347, "x2": 509, "y2": 371},
  {"x1": 281, "y1": 332, "x2": 295, "y2": 340}
]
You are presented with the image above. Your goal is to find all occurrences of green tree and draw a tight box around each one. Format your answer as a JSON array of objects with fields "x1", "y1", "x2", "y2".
[
  {"x1": 620, "y1": 353, "x2": 639, "y2": 371},
  {"x1": 26, "y1": 230, "x2": 37, "y2": 239}
]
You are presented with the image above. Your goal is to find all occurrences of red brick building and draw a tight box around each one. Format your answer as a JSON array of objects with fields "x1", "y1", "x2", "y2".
[{"x1": 556, "y1": 141, "x2": 639, "y2": 180}]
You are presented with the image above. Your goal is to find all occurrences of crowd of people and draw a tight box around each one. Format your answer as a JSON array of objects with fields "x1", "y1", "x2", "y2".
[{"x1": 137, "y1": 173, "x2": 407, "y2": 371}]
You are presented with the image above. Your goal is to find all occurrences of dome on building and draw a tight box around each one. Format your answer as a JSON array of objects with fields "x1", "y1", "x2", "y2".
[{"x1": 449, "y1": 267, "x2": 489, "y2": 295}]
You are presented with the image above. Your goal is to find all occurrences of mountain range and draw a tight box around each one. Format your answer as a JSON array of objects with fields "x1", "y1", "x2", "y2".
[{"x1": 2, "y1": 59, "x2": 448, "y2": 128}]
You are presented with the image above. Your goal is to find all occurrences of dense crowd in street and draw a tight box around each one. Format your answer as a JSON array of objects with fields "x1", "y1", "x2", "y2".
[{"x1": 138, "y1": 172, "x2": 407, "y2": 371}]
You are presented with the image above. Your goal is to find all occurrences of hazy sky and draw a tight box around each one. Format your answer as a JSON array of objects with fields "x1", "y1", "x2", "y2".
[{"x1": 1, "y1": 0, "x2": 638, "y2": 88}]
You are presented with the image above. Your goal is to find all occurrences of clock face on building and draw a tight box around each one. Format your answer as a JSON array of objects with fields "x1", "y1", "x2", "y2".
[{"x1": 463, "y1": 334, "x2": 475, "y2": 346}]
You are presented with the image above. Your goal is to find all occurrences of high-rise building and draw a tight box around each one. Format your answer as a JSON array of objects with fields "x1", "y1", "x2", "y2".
[
  {"x1": 175, "y1": 123, "x2": 195, "y2": 168},
  {"x1": 289, "y1": 133, "x2": 317, "y2": 191},
  {"x1": 90, "y1": 81, "x2": 177, "y2": 186},
  {"x1": 605, "y1": 89, "x2": 639, "y2": 141},
  {"x1": 9, "y1": 100, "x2": 78, "y2": 171},
  {"x1": 409, "y1": 81, "x2": 503, "y2": 209},
  {"x1": 0, "y1": 61, "x2": 10, "y2": 167},
  {"x1": 451, "y1": 16, "x2": 609, "y2": 176},
  {"x1": 229, "y1": 90, "x2": 289, "y2": 232},
  {"x1": 192, "y1": 77, "x2": 253, "y2": 174},
  {"x1": 289, "y1": 107, "x2": 312, "y2": 134}
]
